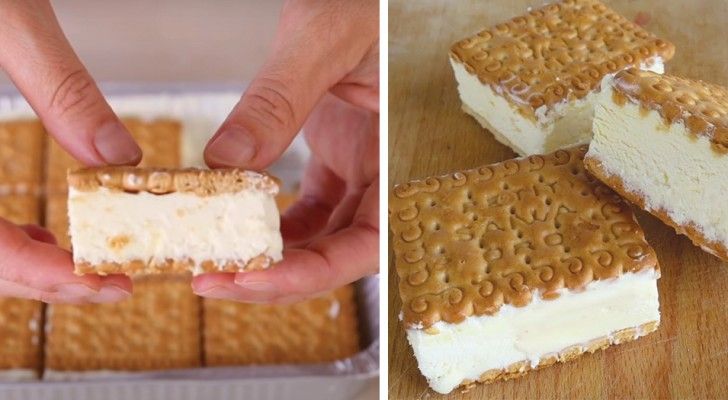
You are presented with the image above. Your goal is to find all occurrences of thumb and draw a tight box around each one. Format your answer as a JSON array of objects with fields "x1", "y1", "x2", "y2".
[
  {"x1": 0, "y1": 0, "x2": 141, "y2": 166},
  {"x1": 204, "y1": 0, "x2": 377, "y2": 170}
]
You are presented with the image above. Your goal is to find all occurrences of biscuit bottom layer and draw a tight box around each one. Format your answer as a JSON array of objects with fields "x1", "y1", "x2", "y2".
[
  {"x1": 449, "y1": 58, "x2": 663, "y2": 156},
  {"x1": 68, "y1": 187, "x2": 283, "y2": 275},
  {"x1": 406, "y1": 269, "x2": 660, "y2": 394},
  {"x1": 586, "y1": 81, "x2": 728, "y2": 260}
]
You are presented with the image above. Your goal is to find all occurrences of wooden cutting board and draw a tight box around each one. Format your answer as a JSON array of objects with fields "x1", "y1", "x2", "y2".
[{"x1": 388, "y1": 1, "x2": 728, "y2": 398}]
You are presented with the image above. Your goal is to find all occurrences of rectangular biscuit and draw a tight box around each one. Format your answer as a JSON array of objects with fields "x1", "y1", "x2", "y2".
[
  {"x1": 0, "y1": 195, "x2": 44, "y2": 380},
  {"x1": 389, "y1": 146, "x2": 660, "y2": 394},
  {"x1": 46, "y1": 118, "x2": 182, "y2": 194},
  {"x1": 203, "y1": 285, "x2": 360, "y2": 366},
  {"x1": 67, "y1": 167, "x2": 282, "y2": 275},
  {"x1": 585, "y1": 68, "x2": 728, "y2": 261},
  {"x1": 449, "y1": 0, "x2": 675, "y2": 156},
  {"x1": 0, "y1": 120, "x2": 44, "y2": 194},
  {"x1": 44, "y1": 275, "x2": 201, "y2": 376},
  {"x1": 45, "y1": 194, "x2": 71, "y2": 250},
  {"x1": 0, "y1": 195, "x2": 40, "y2": 226}
]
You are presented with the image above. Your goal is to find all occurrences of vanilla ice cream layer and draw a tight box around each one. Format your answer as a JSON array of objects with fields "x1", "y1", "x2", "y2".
[
  {"x1": 589, "y1": 81, "x2": 728, "y2": 250},
  {"x1": 450, "y1": 58, "x2": 664, "y2": 155},
  {"x1": 68, "y1": 187, "x2": 282, "y2": 274},
  {"x1": 406, "y1": 269, "x2": 660, "y2": 394}
]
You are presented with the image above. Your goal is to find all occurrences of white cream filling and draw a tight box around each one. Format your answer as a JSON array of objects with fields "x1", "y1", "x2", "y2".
[
  {"x1": 588, "y1": 79, "x2": 728, "y2": 250},
  {"x1": 406, "y1": 269, "x2": 660, "y2": 394},
  {"x1": 68, "y1": 188, "x2": 282, "y2": 274},
  {"x1": 450, "y1": 57, "x2": 664, "y2": 155}
]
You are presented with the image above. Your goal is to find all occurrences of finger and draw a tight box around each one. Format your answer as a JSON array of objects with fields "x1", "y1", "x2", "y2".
[
  {"x1": 18, "y1": 224, "x2": 57, "y2": 245},
  {"x1": 0, "y1": 219, "x2": 132, "y2": 303},
  {"x1": 192, "y1": 178, "x2": 379, "y2": 303},
  {"x1": 204, "y1": 0, "x2": 377, "y2": 170},
  {"x1": 280, "y1": 157, "x2": 345, "y2": 245},
  {"x1": 330, "y1": 83, "x2": 380, "y2": 113},
  {"x1": 329, "y1": 42, "x2": 380, "y2": 113},
  {"x1": 0, "y1": 0, "x2": 141, "y2": 166}
]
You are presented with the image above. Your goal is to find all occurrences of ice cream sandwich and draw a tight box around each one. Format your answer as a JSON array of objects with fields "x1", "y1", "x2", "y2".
[
  {"x1": 449, "y1": 0, "x2": 674, "y2": 156},
  {"x1": 585, "y1": 68, "x2": 728, "y2": 261},
  {"x1": 389, "y1": 146, "x2": 660, "y2": 393},
  {"x1": 68, "y1": 167, "x2": 283, "y2": 275}
]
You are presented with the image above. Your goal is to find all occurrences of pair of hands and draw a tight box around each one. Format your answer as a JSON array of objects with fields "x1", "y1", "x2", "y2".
[{"x1": 0, "y1": 0, "x2": 379, "y2": 304}]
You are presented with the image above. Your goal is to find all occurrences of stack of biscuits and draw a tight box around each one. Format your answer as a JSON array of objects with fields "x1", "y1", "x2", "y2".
[{"x1": 0, "y1": 118, "x2": 360, "y2": 379}]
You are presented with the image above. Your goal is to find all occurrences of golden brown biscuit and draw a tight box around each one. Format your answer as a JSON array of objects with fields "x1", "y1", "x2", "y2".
[
  {"x1": 68, "y1": 167, "x2": 278, "y2": 196},
  {"x1": 203, "y1": 285, "x2": 359, "y2": 366},
  {"x1": 389, "y1": 145, "x2": 658, "y2": 330},
  {"x1": 44, "y1": 275, "x2": 201, "y2": 374},
  {"x1": 450, "y1": 0, "x2": 675, "y2": 121},
  {"x1": 0, "y1": 120, "x2": 44, "y2": 194},
  {"x1": 0, "y1": 195, "x2": 39, "y2": 226},
  {"x1": 0, "y1": 298, "x2": 43, "y2": 378},
  {"x1": 0, "y1": 195, "x2": 43, "y2": 378}
]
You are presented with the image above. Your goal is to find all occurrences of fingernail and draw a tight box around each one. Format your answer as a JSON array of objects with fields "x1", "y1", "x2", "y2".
[
  {"x1": 51, "y1": 283, "x2": 99, "y2": 298},
  {"x1": 233, "y1": 278, "x2": 277, "y2": 293},
  {"x1": 89, "y1": 285, "x2": 131, "y2": 303},
  {"x1": 194, "y1": 285, "x2": 232, "y2": 299},
  {"x1": 205, "y1": 128, "x2": 257, "y2": 167},
  {"x1": 94, "y1": 121, "x2": 142, "y2": 165}
]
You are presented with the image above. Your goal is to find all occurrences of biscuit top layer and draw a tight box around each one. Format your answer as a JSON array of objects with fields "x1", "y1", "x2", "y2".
[
  {"x1": 612, "y1": 68, "x2": 728, "y2": 155},
  {"x1": 450, "y1": 0, "x2": 674, "y2": 121},
  {"x1": 389, "y1": 146, "x2": 658, "y2": 329},
  {"x1": 68, "y1": 167, "x2": 279, "y2": 196}
]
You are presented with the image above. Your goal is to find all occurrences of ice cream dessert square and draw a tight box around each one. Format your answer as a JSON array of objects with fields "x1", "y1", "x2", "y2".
[
  {"x1": 67, "y1": 167, "x2": 283, "y2": 276},
  {"x1": 449, "y1": 0, "x2": 675, "y2": 156},
  {"x1": 203, "y1": 285, "x2": 360, "y2": 366},
  {"x1": 0, "y1": 195, "x2": 43, "y2": 380},
  {"x1": 46, "y1": 118, "x2": 181, "y2": 194},
  {"x1": 0, "y1": 120, "x2": 44, "y2": 195},
  {"x1": 585, "y1": 68, "x2": 728, "y2": 261},
  {"x1": 389, "y1": 146, "x2": 660, "y2": 394},
  {"x1": 44, "y1": 275, "x2": 201, "y2": 377}
]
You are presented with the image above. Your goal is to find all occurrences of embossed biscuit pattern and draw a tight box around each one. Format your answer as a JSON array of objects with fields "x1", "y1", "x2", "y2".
[
  {"x1": 390, "y1": 145, "x2": 658, "y2": 329},
  {"x1": 450, "y1": 0, "x2": 675, "y2": 120}
]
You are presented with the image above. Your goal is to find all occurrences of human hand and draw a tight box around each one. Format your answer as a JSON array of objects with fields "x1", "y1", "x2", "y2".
[
  {"x1": 0, "y1": 0, "x2": 137, "y2": 302},
  {"x1": 192, "y1": 0, "x2": 379, "y2": 303}
]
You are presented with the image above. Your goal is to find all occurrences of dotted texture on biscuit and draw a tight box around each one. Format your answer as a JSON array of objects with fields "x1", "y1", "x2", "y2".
[
  {"x1": 389, "y1": 146, "x2": 658, "y2": 329},
  {"x1": 0, "y1": 299, "x2": 42, "y2": 372},
  {"x1": 0, "y1": 195, "x2": 42, "y2": 374},
  {"x1": 0, "y1": 195, "x2": 39, "y2": 225},
  {"x1": 203, "y1": 286, "x2": 360, "y2": 366},
  {"x1": 450, "y1": 0, "x2": 674, "y2": 120},
  {"x1": 0, "y1": 120, "x2": 44, "y2": 191},
  {"x1": 612, "y1": 68, "x2": 728, "y2": 154},
  {"x1": 45, "y1": 276, "x2": 201, "y2": 371}
]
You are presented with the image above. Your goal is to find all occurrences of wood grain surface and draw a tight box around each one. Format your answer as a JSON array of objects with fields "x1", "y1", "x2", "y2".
[{"x1": 388, "y1": 1, "x2": 728, "y2": 398}]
